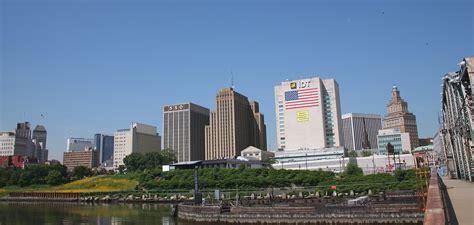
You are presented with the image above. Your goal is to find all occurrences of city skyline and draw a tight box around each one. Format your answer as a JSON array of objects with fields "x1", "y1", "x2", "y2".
[{"x1": 1, "y1": 0, "x2": 473, "y2": 161}]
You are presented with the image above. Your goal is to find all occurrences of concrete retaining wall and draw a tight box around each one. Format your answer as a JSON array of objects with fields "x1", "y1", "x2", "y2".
[{"x1": 178, "y1": 205, "x2": 424, "y2": 224}]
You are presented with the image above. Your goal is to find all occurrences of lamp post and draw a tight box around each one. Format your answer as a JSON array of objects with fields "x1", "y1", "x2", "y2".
[
  {"x1": 193, "y1": 163, "x2": 203, "y2": 205},
  {"x1": 194, "y1": 165, "x2": 199, "y2": 194}
]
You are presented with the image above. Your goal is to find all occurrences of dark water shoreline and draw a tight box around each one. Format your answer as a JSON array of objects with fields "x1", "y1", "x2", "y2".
[{"x1": 0, "y1": 202, "x2": 424, "y2": 225}]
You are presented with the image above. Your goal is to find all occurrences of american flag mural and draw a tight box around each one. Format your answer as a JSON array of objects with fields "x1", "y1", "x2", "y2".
[{"x1": 285, "y1": 88, "x2": 319, "y2": 109}]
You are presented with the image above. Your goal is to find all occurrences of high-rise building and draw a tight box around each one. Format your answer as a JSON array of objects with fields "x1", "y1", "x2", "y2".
[
  {"x1": 31, "y1": 139, "x2": 48, "y2": 163},
  {"x1": 1, "y1": 122, "x2": 48, "y2": 162},
  {"x1": 0, "y1": 132, "x2": 16, "y2": 156},
  {"x1": 249, "y1": 101, "x2": 267, "y2": 152},
  {"x1": 32, "y1": 125, "x2": 47, "y2": 149},
  {"x1": 205, "y1": 88, "x2": 267, "y2": 160},
  {"x1": 163, "y1": 103, "x2": 210, "y2": 162},
  {"x1": 274, "y1": 77, "x2": 343, "y2": 151},
  {"x1": 113, "y1": 123, "x2": 161, "y2": 169},
  {"x1": 67, "y1": 138, "x2": 94, "y2": 152},
  {"x1": 342, "y1": 113, "x2": 382, "y2": 151},
  {"x1": 63, "y1": 148, "x2": 100, "y2": 170},
  {"x1": 32, "y1": 125, "x2": 48, "y2": 162},
  {"x1": 1, "y1": 123, "x2": 48, "y2": 161},
  {"x1": 383, "y1": 86, "x2": 419, "y2": 149},
  {"x1": 377, "y1": 128, "x2": 411, "y2": 155},
  {"x1": 94, "y1": 134, "x2": 114, "y2": 163},
  {"x1": 14, "y1": 122, "x2": 31, "y2": 156}
]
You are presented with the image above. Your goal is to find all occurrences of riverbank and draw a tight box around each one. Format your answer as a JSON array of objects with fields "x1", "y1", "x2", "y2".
[
  {"x1": 0, "y1": 175, "x2": 138, "y2": 197},
  {"x1": 175, "y1": 191, "x2": 425, "y2": 225},
  {"x1": 178, "y1": 205, "x2": 424, "y2": 225},
  {"x1": 1, "y1": 191, "x2": 425, "y2": 224},
  {"x1": 1, "y1": 192, "x2": 194, "y2": 204},
  {"x1": 178, "y1": 203, "x2": 424, "y2": 225}
]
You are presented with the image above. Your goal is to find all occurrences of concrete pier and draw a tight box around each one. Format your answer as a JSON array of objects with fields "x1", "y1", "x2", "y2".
[{"x1": 178, "y1": 204, "x2": 424, "y2": 224}]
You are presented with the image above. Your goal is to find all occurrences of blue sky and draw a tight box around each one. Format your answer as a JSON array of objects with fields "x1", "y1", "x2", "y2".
[{"x1": 1, "y1": 0, "x2": 473, "y2": 161}]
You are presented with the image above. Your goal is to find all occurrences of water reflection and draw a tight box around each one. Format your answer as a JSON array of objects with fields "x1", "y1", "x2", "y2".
[
  {"x1": 0, "y1": 202, "x2": 178, "y2": 225},
  {"x1": 0, "y1": 202, "x2": 412, "y2": 225}
]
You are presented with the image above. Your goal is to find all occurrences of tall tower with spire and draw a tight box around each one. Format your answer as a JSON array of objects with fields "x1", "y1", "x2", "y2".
[{"x1": 383, "y1": 86, "x2": 419, "y2": 149}]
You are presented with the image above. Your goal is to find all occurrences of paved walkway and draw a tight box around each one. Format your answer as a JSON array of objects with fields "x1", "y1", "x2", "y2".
[{"x1": 441, "y1": 177, "x2": 474, "y2": 225}]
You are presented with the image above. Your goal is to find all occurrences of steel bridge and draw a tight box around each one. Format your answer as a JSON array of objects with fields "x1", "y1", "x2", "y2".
[{"x1": 441, "y1": 57, "x2": 474, "y2": 182}]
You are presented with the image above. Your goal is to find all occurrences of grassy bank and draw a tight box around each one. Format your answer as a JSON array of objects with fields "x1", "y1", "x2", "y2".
[
  {"x1": 1, "y1": 168, "x2": 427, "y2": 198},
  {"x1": 0, "y1": 175, "x2": 138, "y2": 196}
]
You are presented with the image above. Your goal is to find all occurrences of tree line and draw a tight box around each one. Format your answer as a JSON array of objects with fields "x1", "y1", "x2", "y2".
[
  {"x1": 135, "y1": 166, "x2": 418, "y2": 192},
  {"x1": 0, "y1": 149, "x2": 176, "y2": 188},
  {"x1": 0, "y1": 148, "x2": 420, "y2": 193},
  {"x1": 0, "y1": 164, "x2": 95, "y2": 187}
]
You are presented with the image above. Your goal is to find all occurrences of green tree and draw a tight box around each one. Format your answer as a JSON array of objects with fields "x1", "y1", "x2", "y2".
[
  {"x1": 159, "y1": 148, "x2": 176, "y2": 165},
  {"x1": 117, "y1": 165, "x2": 126, "y2": 174},
  {"x1": 46, "y1": 170, "x2": 64, "y2": 186},
  {"x1": 72, "y1": 166, "x2": 93, "y2": 180},
  {"x1": 394, "y1": 168, "x2": 414, "y2": 182},
  {"x1": 344, "y1": 164, "x2": 363, "y2": 177},
  {"x1": 123, "y1": 153, "x2": 146, "y2": 171},
  {"x1": 49, "y1": 164, "x2": 68, "y2": 178},
  {"x1": 262, "y1": 157, "x2": 276, "y2": 168},
  {"x1": 18, "y1": 170, "x2": 33, "y2": 187},
  {"x1": 347, "y1": 151, "x2": 358, "y2": 158},
  {"x1": 124, "y1": 149, "x2": 177, "y2": 172},
  {"x1": 361, "y1": 151, "x2": 373, "y2": 157}
]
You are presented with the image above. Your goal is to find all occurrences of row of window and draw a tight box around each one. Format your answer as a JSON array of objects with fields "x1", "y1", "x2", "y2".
[
  {"x1": 0, "y1": 151, "x2": 13, "y2": 155},
  {"x1": 0, "y1": 144, "x2": 14, "y2": 147}
]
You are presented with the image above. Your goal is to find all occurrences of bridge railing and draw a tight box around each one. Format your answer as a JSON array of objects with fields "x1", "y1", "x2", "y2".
[{"x1": 423, "y1": 168, "x2": 445, "y2": 225}]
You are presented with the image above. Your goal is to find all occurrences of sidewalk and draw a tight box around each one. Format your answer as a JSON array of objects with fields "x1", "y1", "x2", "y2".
[{"x1": 441, "y1": 177, "x2": 474, "y2": 225}]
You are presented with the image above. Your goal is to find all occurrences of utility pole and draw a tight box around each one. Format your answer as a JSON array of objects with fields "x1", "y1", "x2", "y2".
[
  {"x1": 393, "y1": 153, "x2": 397, "y2": 170},
  {"x1": 372, "y1": 153, "x2": 376, "y2": 174},
  {"x1": 305, "y1": 153, "x2": 308, "y2": 170}
]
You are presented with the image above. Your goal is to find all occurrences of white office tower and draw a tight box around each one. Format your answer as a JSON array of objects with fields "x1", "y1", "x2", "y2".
[
  {"x1": 274, "y1": 77, "x2": 343, "y2": 151},
  {"x1": 113, "y1": 122, "x2": 161, "y2": 169}
]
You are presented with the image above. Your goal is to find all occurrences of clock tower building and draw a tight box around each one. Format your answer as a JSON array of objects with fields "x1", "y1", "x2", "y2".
[{"x1": 382, "y1": 86, "x2": 419, "y2": 149}]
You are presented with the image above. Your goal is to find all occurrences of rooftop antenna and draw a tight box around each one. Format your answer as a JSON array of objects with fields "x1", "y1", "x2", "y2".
[{"x1": 231, "y1": 70, "x2": 235, "y2": 89}]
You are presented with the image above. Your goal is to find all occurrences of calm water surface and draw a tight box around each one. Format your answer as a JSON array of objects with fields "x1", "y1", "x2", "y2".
[
  {"x1": 0, "y1": 202, "x2": 214, "y2": 225},
  {"x1": 0, "y1": 202, "x2": 420, "y2": 225}
]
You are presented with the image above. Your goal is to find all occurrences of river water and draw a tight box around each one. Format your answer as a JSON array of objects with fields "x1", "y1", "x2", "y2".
[
  {"x1": 0, "y1": 202, "x2": 422, "y2": 225},
  {"x1": 0, "y1": 202, "x2": 199, "y2": 225}
]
